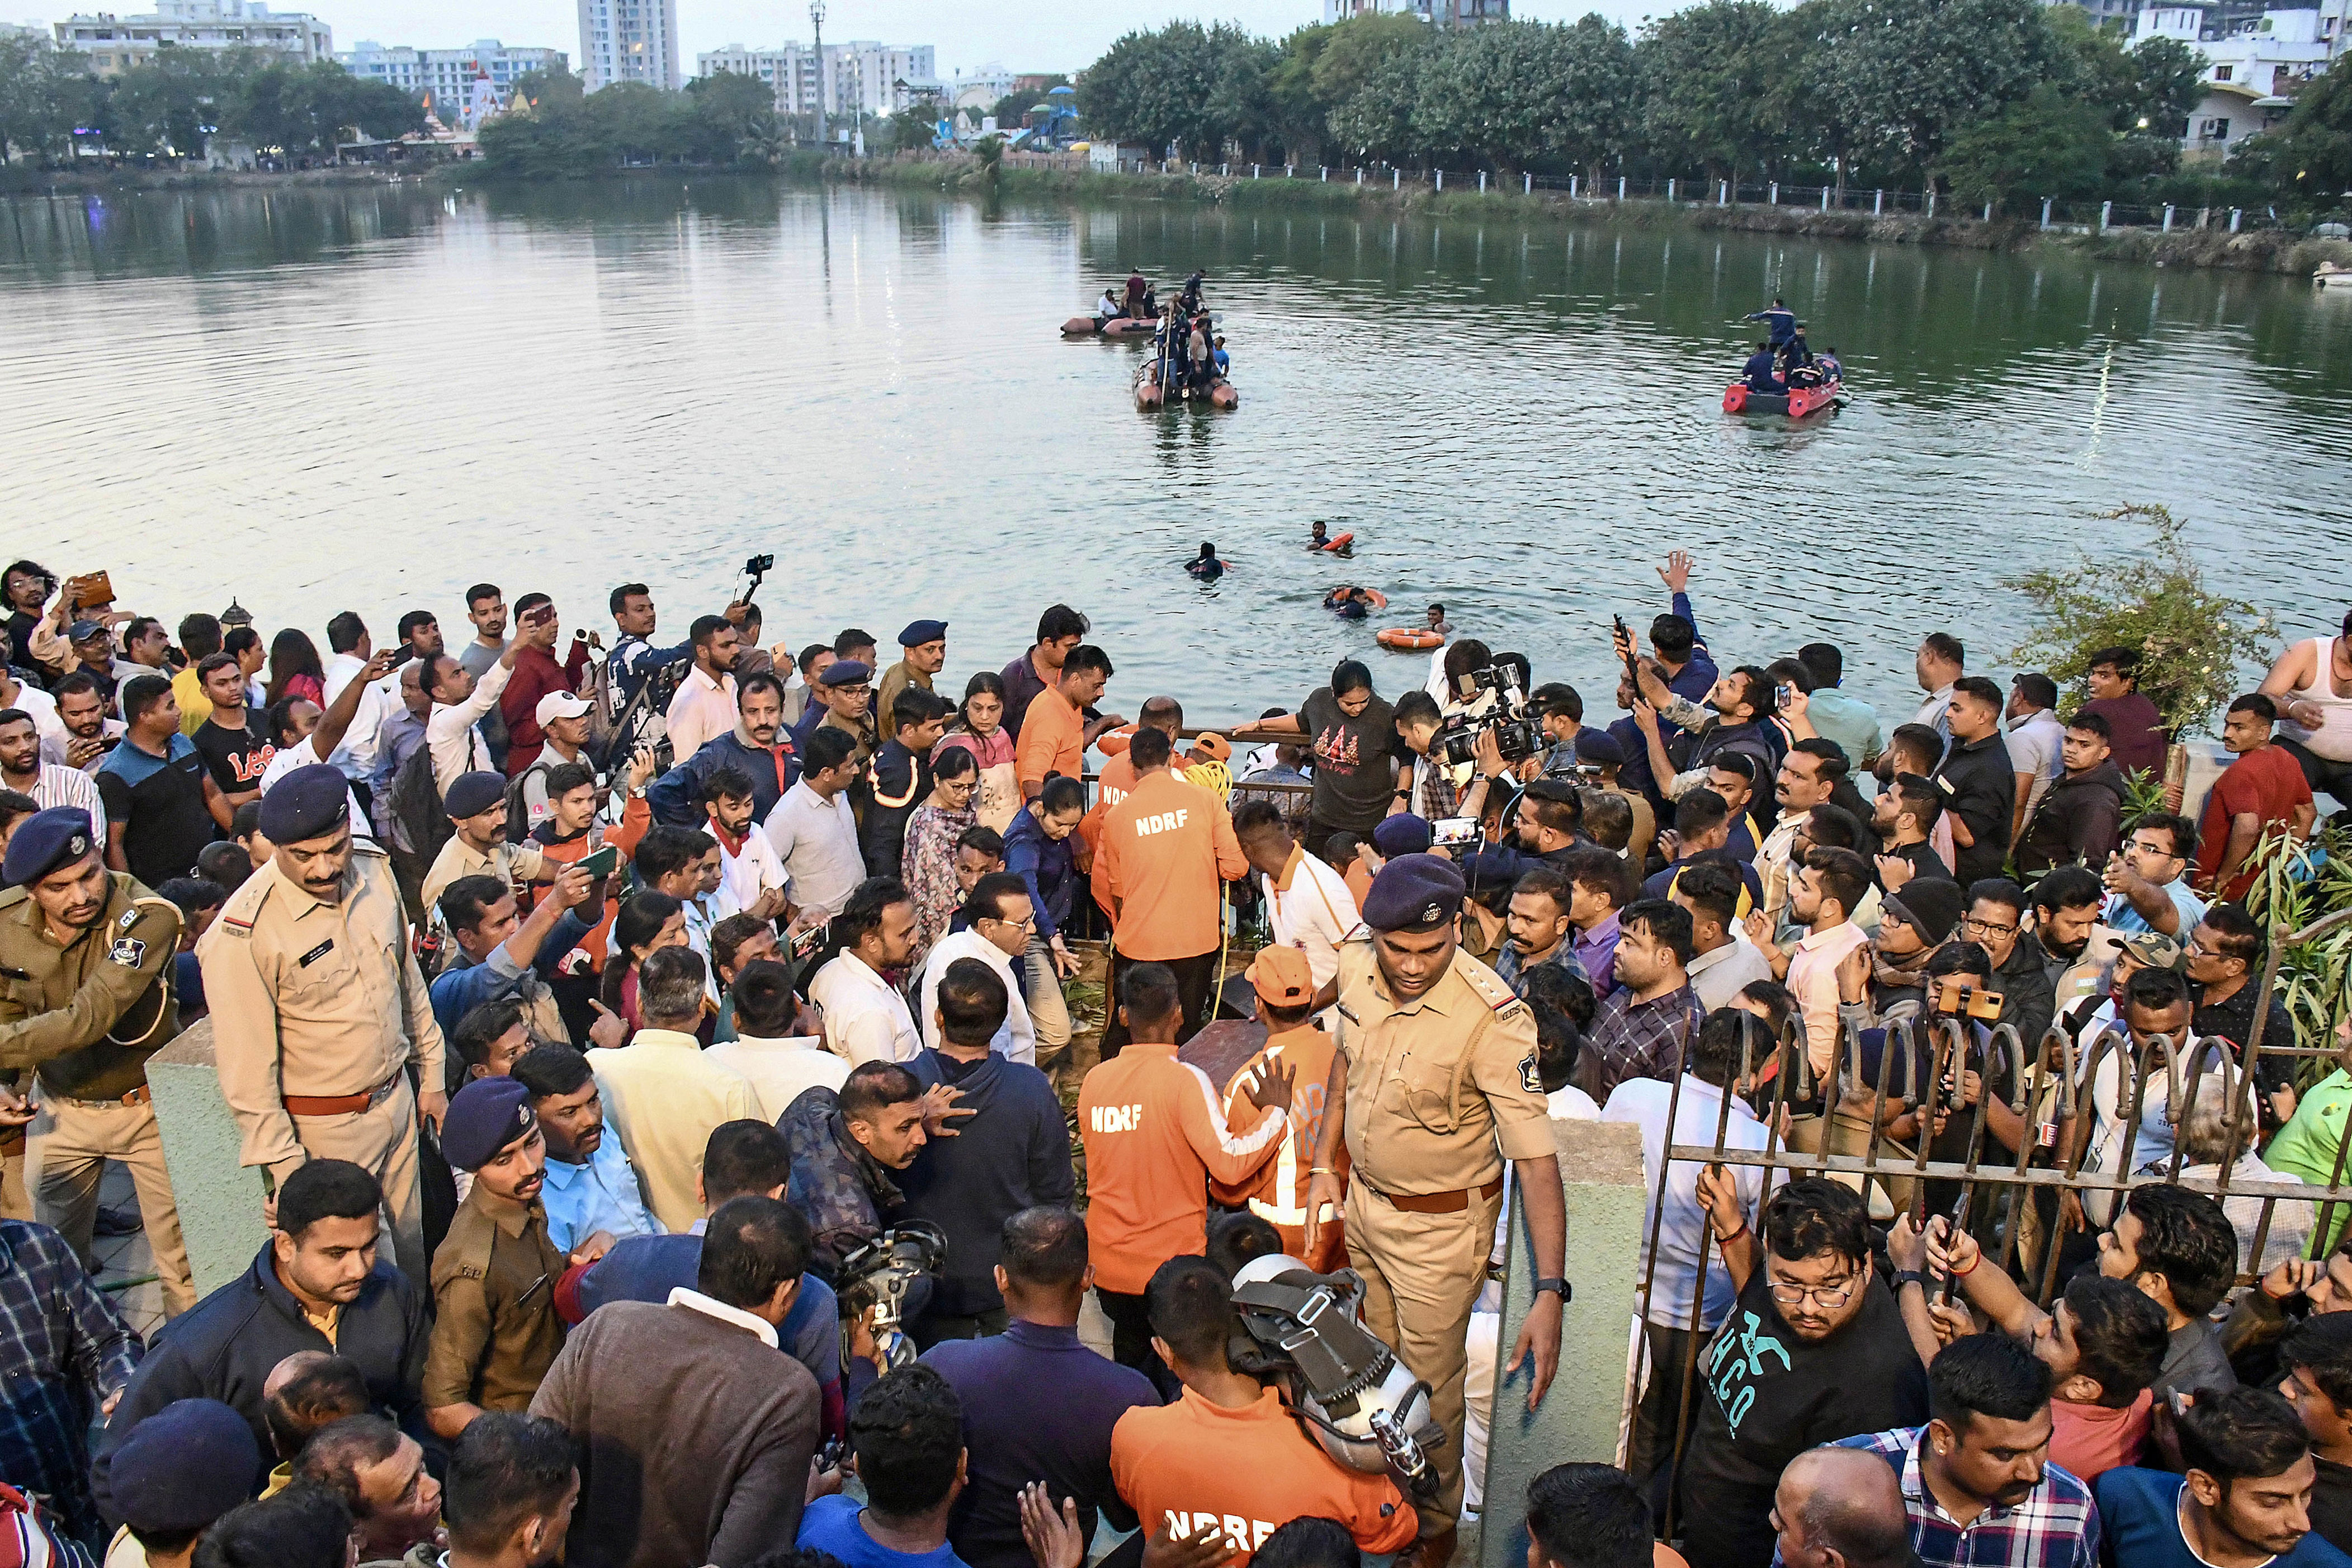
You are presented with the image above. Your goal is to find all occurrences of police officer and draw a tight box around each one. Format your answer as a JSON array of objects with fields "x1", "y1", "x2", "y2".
[
  {"x1": 422, "y1": 1075, "x2": 568, "y2": 1440},
  {"x1": 200, "y1": 762, "x2": 448, "y2": 1284},
  {"x1": 1304, "y1": 854, "x2": 1569, "y2": 1563},
  {"x1": 0, "y1": 806, "x2": 193, "y2": 1312}
]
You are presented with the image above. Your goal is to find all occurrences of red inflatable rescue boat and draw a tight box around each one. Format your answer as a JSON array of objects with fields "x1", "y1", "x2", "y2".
[{"x1": 1723, "y1": 378, "x2": 1842, "y2": 418}]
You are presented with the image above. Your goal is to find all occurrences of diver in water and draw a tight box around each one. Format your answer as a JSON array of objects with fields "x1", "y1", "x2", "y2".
[{"x1": 1187, "y1": 542, "x2": 1225, "y2": 582}]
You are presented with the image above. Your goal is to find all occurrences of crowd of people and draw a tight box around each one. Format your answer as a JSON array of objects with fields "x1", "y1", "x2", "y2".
[{"x1": 1, "y1": 547, "x2": 2350, "y2": 1568}]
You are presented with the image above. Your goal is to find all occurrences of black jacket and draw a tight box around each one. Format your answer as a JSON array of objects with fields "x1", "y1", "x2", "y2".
[
  {"x1": 92, "y1": 1244, "x2": 431, "y2": 1518},
  {"x1": 1992, "y1": 933, "x2": 2058, "y2": 1054},
  {"x1": 2016, "y1": 761, "x2": 2126, "y2": 878},
  {"x1": 1931, "y1": 732, "x2": 2016, "y2": 886}
]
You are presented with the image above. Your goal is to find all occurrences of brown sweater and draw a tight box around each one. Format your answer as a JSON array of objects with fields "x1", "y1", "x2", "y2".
[{"x1": 528, "y1": 1296, "x2": 822, "y2": 1568}]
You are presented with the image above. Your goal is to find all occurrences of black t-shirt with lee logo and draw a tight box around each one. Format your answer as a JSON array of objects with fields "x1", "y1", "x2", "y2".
[
  {"x1": 192, "y1": 715, "x2": 275, "y2": 796},
  {"x1": 1677, "y1": 1269, "x2": 1930, "y2": 1568}
]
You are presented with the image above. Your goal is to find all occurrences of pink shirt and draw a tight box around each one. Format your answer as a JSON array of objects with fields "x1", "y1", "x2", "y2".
[{"x1": 1787, "y1": 920, "x2": 1871, "y2": 1078}]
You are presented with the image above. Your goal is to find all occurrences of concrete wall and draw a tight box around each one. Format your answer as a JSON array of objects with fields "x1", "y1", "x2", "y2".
[
  {"x1": 147, "y1": 1018, "x2": 270, "y2": 1298},
  {"x1": 1479, "y1": 1118, "x2": 1646, "y2": 1568}
]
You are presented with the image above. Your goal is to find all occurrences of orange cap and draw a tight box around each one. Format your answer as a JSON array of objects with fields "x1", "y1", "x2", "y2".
[
  {"x1": 1191, "y1": 732, "x2": 1232, "y2": 762},
  {"x1": 1246, "y1": 946, "x2": 1314, "y2": 1005}
]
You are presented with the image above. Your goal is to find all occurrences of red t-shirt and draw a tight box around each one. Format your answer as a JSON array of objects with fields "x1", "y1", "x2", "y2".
[
  {"x1": 2049, "y1": 1388, "x2": 2151, "y2": 1486},
  {"x1": 2197, "y1": 743, "x2": 2311, "y2": 897}
]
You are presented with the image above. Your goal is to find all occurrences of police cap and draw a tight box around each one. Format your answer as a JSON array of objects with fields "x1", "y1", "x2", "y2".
[
  {"x1": 1, "y1": 806, "x2": 97, "y2": 887},
  {"x1": 1362, "y1": 853, "x2": 1465, "y2": 933},
  {"x1": 898, "y1": 620, "x2": 948, "y2": 648},
  {"x1": 107, "y1": 1398, "x2": 259, "y2": 1533},
  {"x1": 257, "y1": 764, "x2": 352, "y2": 845},
  {"x1": 1370, "y1": 813, "x2": 1433, "y2": 858},
  {"x1": 444, "y1": 770, "x2": 508, "y2": 821},
  {"x1": 820, "y1": 660, "x2": 872, "y2": 688},
  {"x1": 442, "y1": 1076, "x2": 536, "y2": 1172},
  {"x1": 1574, "y1": 729, "x2": 1626, "y2": 766}
]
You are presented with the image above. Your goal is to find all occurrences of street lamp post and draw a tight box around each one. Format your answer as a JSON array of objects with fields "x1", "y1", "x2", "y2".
[{"x1": 810, "y1": 0, "x2": 826, "y2": 149}]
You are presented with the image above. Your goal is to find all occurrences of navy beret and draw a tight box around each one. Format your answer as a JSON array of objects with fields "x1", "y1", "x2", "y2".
[
  {"x1": 444, "y1": 771, "x2": 508, "y2": 821},
  {"x1": 257, "y1": 763, "x2": 351, "y2": 844},
  {"x1": 108, "y1": 1397, "x2": 259, "y2": 1532},
  {"x1": 1362, "y1": 853, "x2": 1465, "y2": 932},
  {"x1": 1371, "y1": 814, "x2": 1433, "y2": 858},
  {"x1": 442, "y1": 1076, "x2": 536, "y2": 1172},
  {"x1": 1, "y1": 806, "x2": 98, "y2": 887},
  {"x1": 898, "y1": 619, "x2": 948, "y2": 648},
  {"x1": 1574, "y1": 729, "x2": 1626, "y2": 766},
  {"x1": 819, "y1": 660, "x2": 872, "y2": 688}
]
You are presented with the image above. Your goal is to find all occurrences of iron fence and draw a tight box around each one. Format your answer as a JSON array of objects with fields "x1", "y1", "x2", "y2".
[{"x1": 1636, "y1": 903, "x2": 2352, "y2": 1538}]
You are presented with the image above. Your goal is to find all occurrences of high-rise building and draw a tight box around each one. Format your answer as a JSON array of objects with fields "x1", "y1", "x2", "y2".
[
  {"x1": 579, "y1": 0, "x2": 678, "y2": 91},
  {"x1": 338, "y1": 39, "x2": 566, "y2": 117},
  {"x1": 53, "y1": 0, "x2": 330, "y2": 73},
  {"x1": 1321, "y1": 0, "x2": 1507, "y2": 23},
  {"x1": 694, "y1": 39, "x2": 937, "y2": 117}
]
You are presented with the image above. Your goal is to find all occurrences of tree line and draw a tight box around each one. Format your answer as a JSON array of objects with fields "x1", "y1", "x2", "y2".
[
  {"x1": 0, "y1": 37, "x2": 423, "y2": 162},
  {"x1": 1075, "y1": 3, "x2": 2352, "y2": 216},
  {"x1": 474, "y1": 67, "x2": 810, "y2": 176}
]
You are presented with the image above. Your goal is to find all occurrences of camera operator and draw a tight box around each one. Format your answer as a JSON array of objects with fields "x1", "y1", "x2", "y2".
[
  {"x1": 1303, "y1": 855, "x2": 1567, "y2": 1566},
  {"x1": 1452, "y1": 733, "x2": 1586, "y2": 900}
]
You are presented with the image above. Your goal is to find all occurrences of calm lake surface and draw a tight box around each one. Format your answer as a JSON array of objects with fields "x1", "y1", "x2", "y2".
[{"x1": 4, "y1": 177, "x2": 2348, "y2": 723}]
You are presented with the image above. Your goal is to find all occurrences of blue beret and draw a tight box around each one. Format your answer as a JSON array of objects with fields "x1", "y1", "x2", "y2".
[
  {"x1": 898, "y1": 619, "x2": 948, "y2": 648},
  {"x1": 257, "y1": 763, "x2": 351, "y2": 844},
  {"x1": 819, "y1": 660, "x2": 872, "y2": 688},
  {"x1": 442, "y1": 1076, "x2": 536, "y2": 1172},
  {"x1": 444, "y1": 771, "x2": 508, "y2": 820},
  {"x1": 108, "y1": 1398, "x2": 259, "y2": 1532},
  {"x1": 1, "y1": 806, "x2": 98, "y2": 887},
  {"x1": 1371, "y1": 813, "x2": 1433, "y2": 858},
  {"x1": 1362, "y1": 853, "x2": 1465, "y2": 932},
  {"x1": 1574, "y1": 729, "x2": 1626, "y2": 766}
]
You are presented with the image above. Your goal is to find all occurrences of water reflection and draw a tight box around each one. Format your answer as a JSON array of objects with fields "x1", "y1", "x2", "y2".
[{"x1": 0, "y1": 177, "x2": 2345, "y2": 721}]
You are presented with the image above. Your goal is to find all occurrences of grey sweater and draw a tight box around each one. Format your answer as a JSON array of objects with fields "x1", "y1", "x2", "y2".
[{"x1": 528, "y1": 1296, "x2": 822, "y2": 1568}]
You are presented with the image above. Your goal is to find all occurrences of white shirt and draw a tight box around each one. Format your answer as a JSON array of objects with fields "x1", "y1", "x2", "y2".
[
  {"x1": 1686, "y1": 934, "x2": 1774, "y2": 1012},
  {"x1": 1603, "y1": 1074, "x2": 1769, "y2": 1329},
  {"x1": 664, "y1": 666, "x2": 738, "y2": 761},
  {"x1": 706, "y1": 1033, "x2": 851, "y2": 1122},
  {"x1": 914, "y1": 928, "x2": 1036, "y2": 1065},
  {"x1": 810, "y1": 950, "x2": 921, "y2": 1065},
  {"x1": 257, "y1": 736, "x2": 374, "y2": 842},
  {"x1": 41, "y1": 717, "x2": 124, "y2": 771},
  {"x1": 2006, "y1": 707, "x2": 2065, "y2": 822},
  {"x1": 18, "y1": 763, "x2": 106, "y2": 841},
  {"x1": 665, "y1": 1286, "x2": 779, "y2": 1348},
  {"x1": 320, "y1": 651, "x2": 391, "y2": 781},
  {"x1": 3, "y1": 682, "x2": 63, "y2": 747},
  {"x1": 713, "y1": 828, "x2": 787, "y2": 921},
  {"x1": 2079, "y1": 1023, "x2": 2231, "y2": 1226},
  {"x1": 1914, "y1": 685, "x2": 1955, "y2": 739},
  {"x1": 427, "y1": 655, "x2": 513, "y2": 796},
  {"x1": 1260, "y1": 844, "x2": 1361, "y2": 995},
  {"x1": 763, "y1": 782, "x2": 864, "y2": 922}
]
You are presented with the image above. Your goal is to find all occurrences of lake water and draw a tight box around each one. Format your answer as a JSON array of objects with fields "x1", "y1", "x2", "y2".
[{"x1": 4, "y1": 177, "x2": 2348, "y2": 725}]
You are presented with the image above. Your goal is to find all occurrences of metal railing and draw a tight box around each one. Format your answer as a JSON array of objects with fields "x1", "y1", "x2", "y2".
[
  {"x1": 1075, "y1": 156, "x2": 2311, "y2": 235},
  {"x1": 1636, "y1": 902, "x2": 2352, "y2": 1538}
]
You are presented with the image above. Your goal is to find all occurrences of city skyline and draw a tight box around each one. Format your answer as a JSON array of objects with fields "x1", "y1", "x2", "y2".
[{"x1": 39, "y1": 0, "x2": 1659, "y2": 80}]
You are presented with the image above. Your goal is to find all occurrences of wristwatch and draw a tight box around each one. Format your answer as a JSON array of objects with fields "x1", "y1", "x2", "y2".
[
  {"x1": 1892, "y1": 1269, "x2": 1928, "y2": 1291},
  {"x1": 1532, "y1": 1276, "x2": 1571, "y2": 1303}
]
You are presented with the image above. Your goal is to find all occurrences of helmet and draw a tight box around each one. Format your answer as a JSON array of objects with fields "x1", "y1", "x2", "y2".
[{"x1": 1228, "y1": 1256, "x2": 1443, "y2": 1497}]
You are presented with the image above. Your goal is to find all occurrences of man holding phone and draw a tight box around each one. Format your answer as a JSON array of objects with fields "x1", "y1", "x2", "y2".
[{"x1": 499, "y1": 594, "x2": 592, "y2": 778}]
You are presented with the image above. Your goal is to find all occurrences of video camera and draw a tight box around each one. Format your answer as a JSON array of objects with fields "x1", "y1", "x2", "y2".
[
  {"x1": 835, "y1": 1220, "x2": 945, "y2": 1373},
  {"x1": 1437, "y1": 659, "x2": 1545, "y2": 769}
]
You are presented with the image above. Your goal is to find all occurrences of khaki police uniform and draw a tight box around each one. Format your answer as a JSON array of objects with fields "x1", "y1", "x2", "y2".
[
  {"x1": 1331, "y1": 933, "x2": 1551, "y2": 1534},
  {"x1": 422, "y1": 1185, "x2": 568, "y2": 1415},
  {"x1": 418, "y1": 835, "x2": 550, "y2": 929},
  {"x1": 198, "y1": 842, "x2": 447, "y2": 1283},
  {"x1": 0, "y1": 872, "x2": 192, "y2": 1312}
]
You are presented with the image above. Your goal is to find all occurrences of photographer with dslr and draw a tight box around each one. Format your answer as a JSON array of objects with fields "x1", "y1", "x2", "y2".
[{"x1": 1451, "y1": 738, "x2": 1586, "y2": 902}]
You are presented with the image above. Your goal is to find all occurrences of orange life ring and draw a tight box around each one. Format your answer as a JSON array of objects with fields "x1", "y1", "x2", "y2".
[
  {"x1": 1316, "y1": 532, "x2": 1356, "y2": 552},
  {"x1": 1377, "y1": 627, "x2": 1441, "y2": 651}
]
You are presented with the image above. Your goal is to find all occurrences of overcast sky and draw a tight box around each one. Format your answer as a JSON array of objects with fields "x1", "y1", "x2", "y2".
[{"x1": 310, "y1": 0, "x2": 1665, "y2": 79}]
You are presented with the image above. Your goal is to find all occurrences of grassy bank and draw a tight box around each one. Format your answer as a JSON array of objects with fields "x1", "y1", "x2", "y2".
[
  {"x1": 0, "y1": 163, "x2": 447, "y2": 195},
  {"x1": 828, "y1": 153, "x2": 2352, "y2": 277}
]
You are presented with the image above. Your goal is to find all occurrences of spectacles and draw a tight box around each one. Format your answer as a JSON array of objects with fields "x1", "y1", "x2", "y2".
[
  {"x1": 1962, "y1": 915, "x2": 2018, "y2": 938},
  {"x1": 985, "y1": 913, "x2": 1037, "y2": 932},
  {"x1": 1767, "y1": 1274, "x2": 1860, "y2": 1310},
  {"x1": 2127, "y1": 839, "x2": 2179, "y2": 859}
]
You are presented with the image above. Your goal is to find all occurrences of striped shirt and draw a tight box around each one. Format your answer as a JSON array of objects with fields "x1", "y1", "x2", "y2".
[
  {"x1": 1835, "y1": 1425, "x2": 2100, "y2": 1568},
  {"x1": 21, "y1": 765, "x2": 105, "y2": 842}
]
